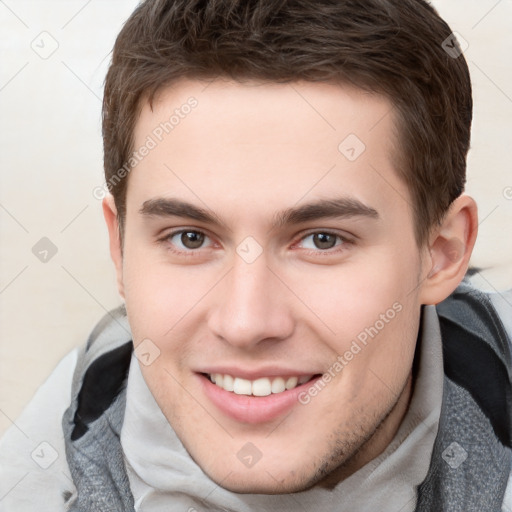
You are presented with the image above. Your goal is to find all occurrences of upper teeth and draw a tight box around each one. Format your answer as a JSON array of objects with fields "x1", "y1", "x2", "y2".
[{"x1": 209, "y1": 374, "x2": 312, "y2": 396}]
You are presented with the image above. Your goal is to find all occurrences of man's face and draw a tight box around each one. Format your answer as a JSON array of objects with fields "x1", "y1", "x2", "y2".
[{"x1": 117, "y1": 79, "x2": 430, "y2": 492}]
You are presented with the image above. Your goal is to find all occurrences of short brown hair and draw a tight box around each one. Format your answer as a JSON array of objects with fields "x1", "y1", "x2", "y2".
[{"x1": 103, "y1": 0, "x2": 472, "y2": 245}]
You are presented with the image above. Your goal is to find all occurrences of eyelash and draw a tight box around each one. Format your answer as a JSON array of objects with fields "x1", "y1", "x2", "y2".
[
  {"x1": 157, "y1": 229, "x2": 215, "y2": 258},
  {"x1": 158, "y1": 228, "x2": 353, "y2": 258},
  {"x1": 292, "y1": 230, "x2": 352, "y2": 254}
]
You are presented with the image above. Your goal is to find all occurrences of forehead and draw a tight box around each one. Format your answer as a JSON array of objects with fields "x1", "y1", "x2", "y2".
[{"x1": 127, "y1": 79, "x2": 412, "y2": 229}]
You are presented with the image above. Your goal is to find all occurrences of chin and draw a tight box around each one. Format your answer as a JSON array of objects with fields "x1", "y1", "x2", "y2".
[
  {"x1": 197, "y1": 456, "x2": 329, "y2": 495},
  {"x1": 209, "y1": 471, "x2": 312, "y2": 495}
]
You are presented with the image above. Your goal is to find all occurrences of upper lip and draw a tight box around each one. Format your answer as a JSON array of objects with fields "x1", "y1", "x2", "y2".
[{"x1": 196, "y1": 366, "x2": 321, "y2": 380}]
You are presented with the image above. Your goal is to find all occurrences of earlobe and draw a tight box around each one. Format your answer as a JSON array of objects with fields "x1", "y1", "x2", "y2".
[
  {"x1": 102, "y1": 194, "x2": 125, "y2": 299},
  {"x1": 419, "y1": 195, "x2": 478, "y2": 305}
]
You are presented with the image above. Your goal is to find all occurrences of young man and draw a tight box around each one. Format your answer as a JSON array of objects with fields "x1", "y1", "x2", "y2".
[{"x1": 1, "y1": 0, "x2": 511, "y2": 510}]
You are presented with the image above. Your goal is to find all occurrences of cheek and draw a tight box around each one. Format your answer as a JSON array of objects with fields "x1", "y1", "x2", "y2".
[
  {"x1": 285, "y1": 248, "x2": 420, "y2": 339},
  {"x1": 285, "y1": 249, "x2": 421, "y2": 396},
  {"x1": 121, "y1": 243, "x2": 207, "y2": 338}
]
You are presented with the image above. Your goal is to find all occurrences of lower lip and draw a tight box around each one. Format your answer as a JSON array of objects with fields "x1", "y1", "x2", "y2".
[{"x1": 198, "y1": 374, "x2": 321, "y2": 424}]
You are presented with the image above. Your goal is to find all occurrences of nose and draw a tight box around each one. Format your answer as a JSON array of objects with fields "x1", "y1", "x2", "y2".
[{"x1": 207, "y1": 255, "x2": 295, "y2": 350}]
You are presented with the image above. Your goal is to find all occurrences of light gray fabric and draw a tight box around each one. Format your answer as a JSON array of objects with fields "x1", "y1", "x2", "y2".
[{"x1": 0, "y1": 349, "x2": 77, "y2": 511}]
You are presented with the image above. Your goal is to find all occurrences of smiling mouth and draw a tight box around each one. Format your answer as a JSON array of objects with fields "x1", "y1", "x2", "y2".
[{"x1": 203, "y1": 373, "x2": 319, "y2": 397}]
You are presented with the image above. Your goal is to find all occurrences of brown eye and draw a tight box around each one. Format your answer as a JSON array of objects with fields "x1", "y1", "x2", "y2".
[
  {"x1": 297, "y1": 232, "x2": 346, "y2": 252},
  {"x1": 312, "y1": 233, "x2": 338, "y2": 249},
  {"x1": 180, "y1": 231, "x2": 205, "y2": 249}
]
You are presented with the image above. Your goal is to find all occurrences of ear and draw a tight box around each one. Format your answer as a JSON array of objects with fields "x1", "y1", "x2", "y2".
[
  {"x1": 419, "y1": 194, "x2": 478, "y2": 305},
  {"x1": 102, "y1": 194, "x2": 125, "y2": 299}
]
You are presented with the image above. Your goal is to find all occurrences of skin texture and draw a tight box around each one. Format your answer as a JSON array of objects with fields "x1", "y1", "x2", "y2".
[{"x1": 103, "y1": 79, "x2": 477, "y2": 493}]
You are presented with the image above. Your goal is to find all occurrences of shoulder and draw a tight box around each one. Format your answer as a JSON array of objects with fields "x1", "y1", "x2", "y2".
[
  {"x1": 0, "y1": 348, "x2": 79, "y2": 511},
  {"x1": 489, "y1": 289, "x2": 512, "y2": 512},
  {"x1": 437, "y1": 281, "x2": 512, "y2": 511}
]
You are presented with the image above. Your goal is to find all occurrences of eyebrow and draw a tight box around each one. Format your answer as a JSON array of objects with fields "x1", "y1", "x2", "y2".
[
  {"x1": 273, "y1": 197, "x2": 379, "y2": 228},
  {"x1": 140, "y1": 198, "x2": 224, "y2": 226},
  {"x1": 139, "y1": 196, "x2": 379, "y2": 229}
]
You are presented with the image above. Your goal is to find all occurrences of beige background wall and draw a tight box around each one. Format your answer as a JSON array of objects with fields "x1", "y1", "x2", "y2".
[{"x1": 1, "y1": 0, "x2": 511, "y2": 437}]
